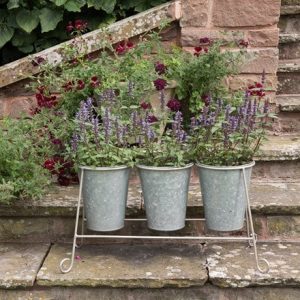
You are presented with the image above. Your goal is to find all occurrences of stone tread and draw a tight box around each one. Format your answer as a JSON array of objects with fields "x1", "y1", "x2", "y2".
[
  {"x1": 34, "y1": 242, "x2": 300, "y2": 288},
  {"x1": 278, "y1": 59, "x2": 300, "y2": 72},
  {"x1": 37, "y1": 244, "x2": 207, "y2": 288},
  {"x1": 280, "y1": 5, "x2": 300, "y2": 15},
  {"x1": 0, "y1": 243, "x2": 50, "y2": 288},
  {"x1": 279, "y1": 33, "x2": 300, "y2": 44},
  {"x1": 1, "y1": 180, "x2": 300, "y2": 218},
  {"x1": 276, "y1": 94, "x2": 300, "y2": 112}
]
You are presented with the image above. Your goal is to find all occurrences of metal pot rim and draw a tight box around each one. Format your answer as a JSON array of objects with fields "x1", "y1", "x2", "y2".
[
  {"x1": 79, "y1": 165, "x2": 130, "y2": 171},
  {"x1": 196, "y1": 161, "x2": 255, "y2": 170},
  {"x1": 136, "y1": 163, "x2": 194, "y2": 171}
]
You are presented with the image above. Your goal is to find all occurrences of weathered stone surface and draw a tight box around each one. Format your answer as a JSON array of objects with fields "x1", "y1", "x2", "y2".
[
  {"x1": 279, "y1": 15, "x2": 300, "y2": 35},
  {"x1": 37, "y1": 244, "x2": 207, "y2": 287},
  {"x1": 280, "y1": 34, "x2": 300, "y2": 44},
  {"x1": 180, "y1": 0, "x2": 209, "y2": 27},
  {"x1": 0, "y1": 96, "x2": 36, "y2": 118},
  {"x1": 4, "y1": 285, "x2": 300, "y2": 300},
  {"x1": 279, "y1": 41, "x2": 300, "y2": 60},
  {"x1": 276, "y1": 112, "x2": 300, "y2": 133},
  {"x1": 278, "y1": 58, "x2": 300, "y2": 72},
  {"x1": 267, "y1": 216, "x2": 300, "y2": 238},
  {"x1": 181, "y1": 28, "x2": 245, "y2": 47},
  {"x1": 212, "y1": 0, "x2": 281, "y2": 27},
  {"x1": 240, "y1": 48, "x2": 279, "y2": 74},
  {"x1": 207, "y1": 242, "x2": 300, "y2": 287},
  {"x1": 256, "y1": 135, "x2": 300, "y2": 161},
  {"x1": 277, "y1": 72, "x2": 300, "y2": 94},
  {"x1": 0, "y1": 243, "x2": 49, "y2": 288},
  {"x1": 281, "y1": 5, "x2": 300, "y2": 15},
  {"x1": 277, "y1": 95, "x2": 300, "y2": 112},
  {"x1": 247, "y1": 29, "x2": 279, "y2": 47},
  {"x1": 227, "y1": 74, "x2": 277, "y2": 92}
]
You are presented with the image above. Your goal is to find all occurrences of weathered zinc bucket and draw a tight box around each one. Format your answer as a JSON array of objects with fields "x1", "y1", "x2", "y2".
[
  {"x1": 80, "y1": 166, "x2": 130, "y2": 231},
  {"x1": 137, "y1": 164, "x2": 193, "y2": 231},
  {"x1": 196, "y1": 162, "x2": 255, "y2": 231}
]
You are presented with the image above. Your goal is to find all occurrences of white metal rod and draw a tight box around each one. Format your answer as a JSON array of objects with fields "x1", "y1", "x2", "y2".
[
  {"x1": 124, "y1": 218, "x2": 206, "y2": 221},
  {"x1": 75, "y1": 234, "x2": 252, "y2": 240}
]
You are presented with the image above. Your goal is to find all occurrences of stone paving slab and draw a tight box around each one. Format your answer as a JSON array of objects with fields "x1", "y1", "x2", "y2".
[
  {"x1": 37, "y1": 243, "x2": 207, "y2": 288},
  {"x1": 206, "y1": 242, "x2": 300, "y2": 288},
  {"x1": 0, "y1": 243, "x2": 50, "y2": 288},
  {"x1": 1, "y1": 181, "x2": 300, "y2": 217}
]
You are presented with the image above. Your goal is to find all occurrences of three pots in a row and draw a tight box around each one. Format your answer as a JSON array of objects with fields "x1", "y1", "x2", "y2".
[{"x1": 81, "y1": 162, "x2": 254, "y2": 232}]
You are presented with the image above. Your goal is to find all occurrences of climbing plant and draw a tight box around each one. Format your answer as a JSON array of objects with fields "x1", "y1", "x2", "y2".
[{"x1": 0, "y1": 0, "x2": 168, "y2": 65}]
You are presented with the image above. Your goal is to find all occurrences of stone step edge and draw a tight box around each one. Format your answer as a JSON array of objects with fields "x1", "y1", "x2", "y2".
[
  {"x1": 276, "y1": 94, "x2": 300, "y2": 112},
  {"x1": 1, "y1": 181, "x2": 299, "y2": 217},
  {"x1": 280, "y1": 5, "x2": 300, "y2": 15},
  {"x1": 279, "y1": 33, "x2": 300, "y2": 44},
  {"x1": 278, "y1": 59, "x2": 300, "y2": 72}
]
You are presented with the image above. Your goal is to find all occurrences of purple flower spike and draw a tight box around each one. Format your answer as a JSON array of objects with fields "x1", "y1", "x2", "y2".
[
  {"x1": 92, "y1": 117, "x2": 99, "y2": 146},
  {"x1": 263, "y1": 100, "x2": 269, "y2": 114},
  {"x1": 225, "y1": 104, "x2": 231, "y2": 121},
  {"x1": 103, "y1": 108, "x2": 111, "y2": 143},
  {"x1": 71, "y1": 133, "x2": 80, "y2": 151}
]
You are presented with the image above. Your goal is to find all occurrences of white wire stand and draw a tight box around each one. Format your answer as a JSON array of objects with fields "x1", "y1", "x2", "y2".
[{"x1": 59, "y1": 168, "x2": 270, "y2": 274}]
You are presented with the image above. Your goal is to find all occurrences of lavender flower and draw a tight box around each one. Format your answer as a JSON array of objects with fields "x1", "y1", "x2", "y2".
[
  {"x1": 98, "y1": 89, "x2": 116, "y2": 104},
  {"x1": 115, "y1": 117, "x2": 123, "y2": 145},
  {"x1": 91, "y1": 116, "x2": 99, "y2": 146},
  {"x1": 225, "y1": 104, "x2": 231, "y2": 121},
  {"x1": 71, "y1": 133, "x2": 80, "y2": 151},
  {"x1": 103, "y1": 108, "x2": 111, "y2": 143},
  {"x1": 263, "y1": 100, "x2": 269, "y2": 114}
]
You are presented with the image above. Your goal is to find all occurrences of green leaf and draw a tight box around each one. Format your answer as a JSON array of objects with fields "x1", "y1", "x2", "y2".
[
  {"x1": 0, "y1": 25, "x2": 14, "y2": 48},
  {"x1": 16, "y1": 9, "x2": 39, "y2": 33},
  {"x1": 88, "y1": 0, "x2": 116, "y2": 13},
  {"x1": 18, "y1": 44, "x2": 34, "y2": 53},
  {"x1": 11, "y1": 30, "x2": 36, "y2": 47},
  {"x1": 7, "y1": 0, "x2": 19, "y2": 9},
  {"x1": 64, "y1": 0, "x2": 85, "y2": 12},
  {"x1": 53, "y1": 0, "x2": 68, "y2": 6},
  {"x1": 39, "y1": 8, "x2": 63, "y2": 33}
]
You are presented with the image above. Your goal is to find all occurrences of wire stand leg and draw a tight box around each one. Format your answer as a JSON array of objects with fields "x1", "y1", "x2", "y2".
[
  {"x1": 242, "y1": 168, "x2": 269, "y2": 273},
  {"x1": 76, "y1": 198, "x2": 85, "y2": 248},
  {"x1": 59, "y1": 169, "x2": 84, "y2": 273}
]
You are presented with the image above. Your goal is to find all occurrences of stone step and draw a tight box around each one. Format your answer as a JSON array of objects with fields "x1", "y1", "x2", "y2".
[
  {"x1": 278, "y1": 59, "x2": 300, "y2": 72},
  {"x1": 277, "y1": 94, "x2": 300, "y2": 112},
  {"x1": 279, "y1": 34, "x2": 300, "y2": 60},
  {"x1": 281, "y1": 5, "x2": 300, "y2": 15},
  {"x1": 2, "y1": 242, "x2": 300, "y2": 299},
  {"x1": 1, "y1": 179, "x2": 300, "y2": 243}
]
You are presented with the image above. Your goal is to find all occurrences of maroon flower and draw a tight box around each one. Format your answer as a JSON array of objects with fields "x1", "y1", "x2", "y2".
[
  {"x1": 201, "y1": 94, "x2": 211, "y2": 106},
  {"x1": 126, "y1": 41, "x2": 134, "y2": 49},
  {"x1": 199, "y1": 37, "x2": 211, "y2": 44},
  {"x1": 66, "y1": 21, "x2": 74, "y2": 33},
  {"x1": 167, "y1": 99, "x2": 181, "y2": 111},
  {"x1": 31, "y1": 56, "x2": 45, "y2": 67},
  {"x1": 76, "y1": 80, "x2": 85, "y2": 90},
  {"x1": 194, "y1": 46, "x2": 202, "y2": 52},
  {"x1": 255, "y1": 82, "x2": 263, "y2": 88},
  {"x1": 204, "y1": 47, "x2": 209, "y2": 53},
  {"x1": 51, "y1": 138, "x2": 62, "y2": 145},
  {"x1": 115, "y1": 41, "x2": 134, "y2": 55},
  {"x1": 140, "y1": 101, "x2": 151, "y2": 110},
  {"x1": 155, "y1": 62, "x2": 167, "y2": 75},
  {"x1": 43, "y1": 159, "x2": 56, "y2": 174},
  {"x1": 62, "y1": 81, "x2": 74, "y2": 92},
  {"x1": 74, "y1": 19, "x2": 88, "y2": 32},
  {"x1": 90, "y1": 76, "x2": 100, "y2": 88},
  {"x1": 153, "y1": 78, "x2": 167, "y2": 91},
  {"x1": 147, "y1": 115, "x2": 158, "y2": 123},
  {"x1": 238, "y1": 39, "x2": 249, "y2": 48}
]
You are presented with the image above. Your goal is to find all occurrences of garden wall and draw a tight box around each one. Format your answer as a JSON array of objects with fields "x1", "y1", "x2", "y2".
[{"x1": 0, "y1": 0, "x2": 281, "y2": 118}]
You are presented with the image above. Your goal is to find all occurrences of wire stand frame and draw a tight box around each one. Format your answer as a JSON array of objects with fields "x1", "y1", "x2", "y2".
[{"x1": 59, "y1": 168, "x2": 270, "y2": 274}]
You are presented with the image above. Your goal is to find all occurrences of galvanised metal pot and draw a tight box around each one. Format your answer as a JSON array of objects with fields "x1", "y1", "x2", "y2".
[
  {"x1": 137, "y1": 163, "x2": 193, "y2": 231},
  {"x1": 80, "y1": 165, "x2": 130, "y2": 232},
  {"x1": 196, "y1": 162, "x2": 255, "y2": 232}
]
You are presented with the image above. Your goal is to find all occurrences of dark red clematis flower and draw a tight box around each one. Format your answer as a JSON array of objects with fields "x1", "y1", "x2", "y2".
[
  {"x1": 51, "y1": 138, "x2": 62, "y2": 145},
  {"x1": 153, "y1": 78, "x2": 167, "y2": 91},
  {"x1": 155, "y1": 62, "x2": 167, "y2": 75},
  {"x1": 66, "y1": 21, "x2": 74, "y2": 33},
  {"x1": 140, "y1": 101, "x2": 151, "y2": 110},
  {"x1": 148, "y1": 115, "x2": 158, "y2": 123},
  {"x1": 43, "y1": 159, "x2": 56, "y2": 174},
  {"x1": 31, "y1": 56, "x2": 45, "y2": 67},
  {"x1": 238, "y1": 39, "x2": 249, "y2": 48},
  {"x1": 255, "y1": 82, "x2": 263, "y2": 88},
  {"x1": 115, "y1": 40, "x2": 134, "y2": 55},
  {"x1": 199, "y1": 37, "x2": 211, "y2": 44},
  {"x1": 90, "y1": 76, "x2": 100, "y2": 88},
  {"x1": 167, "y1": 99, "x2": 181, "y2": 111},
  {"x1": 76, "y1": 80, "x2": 85, "y2": 90},
  {"x1": 74, "y1": 19, "x2": 88, "y2": 31}
]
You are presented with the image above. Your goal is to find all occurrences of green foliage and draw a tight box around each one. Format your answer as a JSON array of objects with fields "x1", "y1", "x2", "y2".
[
  {"x1": 0, "y1": 0, "x2": 169, "y2": 65},
  {"x1": 0, "y1": 117, "x2": 52, "y2": 204}
]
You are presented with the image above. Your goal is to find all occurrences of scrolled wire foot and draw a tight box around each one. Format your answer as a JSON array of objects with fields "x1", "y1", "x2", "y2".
[
  {"x1": 256, "y1": 258, "x2": 270, "y2": 274},
  {"x1": 59, "y1": 257, "x2": 74, "y2": 273}
]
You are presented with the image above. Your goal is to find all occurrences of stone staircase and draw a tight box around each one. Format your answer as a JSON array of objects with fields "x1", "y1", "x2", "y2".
[{"x1": 1, "y1": 2, "x2": 300, "y2": 299}]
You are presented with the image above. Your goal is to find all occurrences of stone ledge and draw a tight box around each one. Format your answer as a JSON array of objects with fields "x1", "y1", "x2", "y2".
[
  {"x1": 278, "y1": 59, "x2": 300, "y2": 72},
  {"x1": 281, "y1": 5, "x2": 300, "y2": 15},
  {"x1": 279, "y1": 33, "x2": 300, "y2": 44},
  {"x1": 0, "y1": 180, "x2": 300, "y2": 218},
  {"x1": 0, "y1": 243, "x2": 50, "y2": 288},
  {"x1": 276, "y1": 94, "x2": 300, "y2": 112},
  {"x1": 37, "y1": 244, "x2": 207, "y2": 288},
  {"x1": 207, "y1": 242, "x2": 300, "y2": 287}
]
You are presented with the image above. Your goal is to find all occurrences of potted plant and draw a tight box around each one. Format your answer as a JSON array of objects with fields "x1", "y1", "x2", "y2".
[
  {"x1": 70, "y1": 98, "x2": 135, "y2": 232},
  {"x1": 135, "y1": 89, "x2": 192, "y2": 231},
  {"x1": 190, "y1": 80, "x2": 274, "y2": 231}
]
